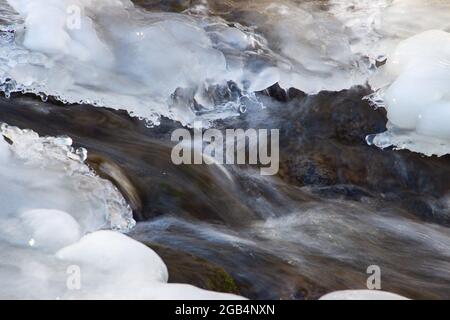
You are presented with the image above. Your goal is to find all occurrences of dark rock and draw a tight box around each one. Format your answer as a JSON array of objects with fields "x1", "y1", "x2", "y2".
[
  {"x1": 132, "y1": 0, "x2": 192, "y2": 12},
  {"x1": 272, "y1": 86, "x2": 450, "y2": 224},
  {"x1": 214, "y1": 85, "x2": 450, "y2": 225},
  {"x1": 146, "y1": 243, "x2": 240, "y2": 294},
  {"x1": 310, "y1": 184, "x2": 373, "y2": 202},
  {"x1": 260, "y1": 83, "x2": 289, "y2": 103}
]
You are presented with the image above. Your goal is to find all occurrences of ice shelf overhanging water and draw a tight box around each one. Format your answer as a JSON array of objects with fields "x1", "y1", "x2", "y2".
[{"x1": 1, "y1": 0, "x2": 450, "y2": 155}]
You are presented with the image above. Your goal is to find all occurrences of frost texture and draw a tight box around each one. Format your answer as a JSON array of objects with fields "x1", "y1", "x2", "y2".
[{"x1": 0, "y1": 123, "x2": 135, "y2": 232}]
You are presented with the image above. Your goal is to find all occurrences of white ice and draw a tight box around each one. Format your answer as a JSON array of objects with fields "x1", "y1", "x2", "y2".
[
  {"x1": 1, "y1": 0, "x2": 450, "y2": 152},
  {"x1": 368, "y1": 29, "x2": 450, "y2": 156},
  {"x1": 0, "y1": 0, "x2": 279, "y2": 126},
  {"x1": 0, "y1": 123, "x2": 135, "y2": 233},
  {"x1": 0, "y1": 0, "x2": 424, "y2": 126},
  {"x1": 320, "y1": 290, "x2": 409, "y2": 300},
  {"x1": 57, "y1": 230, "x2": 244, "y2": 300},
  {"x1": 0, "y1": 124, "x2": 243, "y2": 299}
]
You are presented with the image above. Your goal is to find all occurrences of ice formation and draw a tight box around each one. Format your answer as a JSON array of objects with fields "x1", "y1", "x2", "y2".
[
  {"x1": 57, "y1": 230, "x2": 244, "y2": 299},
  {"x1": 1, "y1": 0, "x2": 450, "y2": 153},
  {"x1": 0, "y1": 0, "x2": 415, "y2": 126},
  {"x1": 0, "y1": 124, "x2": 243, "y2": 299},
  {"x1": 368, "y1": 30, "x2": 450, "y2": 156},
  {"x1": 217, "y1": 0, "x2": 450, "y2": 156},
  {"x1": 0, "y1": 0, "x2": 280, "y2": 126},
  {"x1": 0, "y1": 123, "x2": 135, "y2": 233},
  {"x1": 320, "y1": 290, "x2": 409, "y2": 300},
  {"x1": 332, "y1": 0, "x2": 450, "y2": 156}
]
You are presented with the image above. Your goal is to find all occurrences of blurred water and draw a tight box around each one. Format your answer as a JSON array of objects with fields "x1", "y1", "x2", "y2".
[
  {"x1": 0, "y1": 0, "x2": 450, "y2": 299},
  {"x1": 1, "y1": 92, "x2": 450, "y2": 299}
]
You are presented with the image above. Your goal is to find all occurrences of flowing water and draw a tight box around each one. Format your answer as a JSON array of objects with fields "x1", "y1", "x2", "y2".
[{"x1": 0, "y1": 0, "x2": 450, "y2": 300}]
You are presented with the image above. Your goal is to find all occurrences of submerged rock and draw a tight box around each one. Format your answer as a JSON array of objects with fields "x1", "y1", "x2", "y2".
[
  {"x1": 132, "y1": 222, "x2": 328, "y2": 300},
  {"x1": 145, "y1": 243, "x2": 240, "y2": 295}
]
